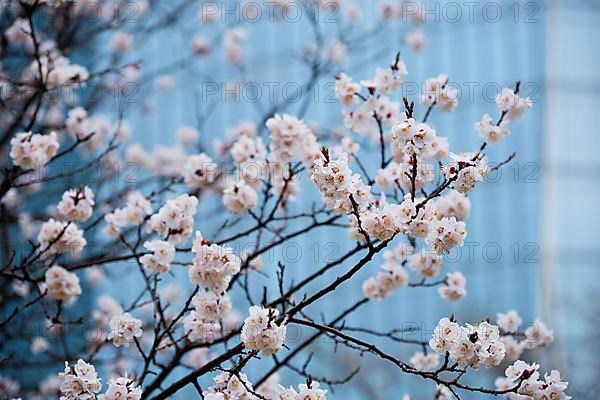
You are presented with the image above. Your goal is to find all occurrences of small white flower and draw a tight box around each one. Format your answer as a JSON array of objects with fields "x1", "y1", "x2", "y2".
[
  {"x1": 183, "y1": 153, "x2": 218, "y2": 188},
  {"x1": 59, "y1": 359, "x2": 101, "y2": 399},
  {"x1": 148, "y1": 194, "x2": 198, "y2": 244},
  {"x1": 497, "y1": 310, "x2": 523, "y2": 334},
  {"x1": 475, "y1": 113, "x2": 511, "y2": 143},
  {"x1": 9, "y1": 131, "x2": 59, "y2": 169},
  {"x1": 38, "y1": 218, "x2": 87, "y2": 255},
  {"x1": 98, "y1": 376, "x2": 142, "y2": 400},
  {"x1": 425, "y1": 217, "x2": 466, "y2": 254},
  {"x1": 44, "y1": 265, "x2": 83, "y2": 304},
  {"x1": 438, "y1": 271, "x2": 467, "y2": 301},
  {"x1": 107, "y1": 313, "x2": 143, "y2": 347},
  {"x1": 223, "y1": 181, "x2": 257, "y2": 215},
  {"x1": 409, "y1": 351, "x2": 439, "y2": 371},
  {"x1": 140, "y1": 240, "x2": 175, "y2": 273},
  {"x1": 241, "y1": 306, "x2": 287, "y2": 356},
  {"x1": 57, "y1": 186, "x2": 95, "y2": 222}
]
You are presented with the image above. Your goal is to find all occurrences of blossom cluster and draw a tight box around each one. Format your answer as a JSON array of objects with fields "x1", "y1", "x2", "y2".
[
  {"x1": 362, "y1": 258, "x2": 409, "y2": 300},
  {"x1": 188, "y1": 231, "x2": 241, "y2": 293},
  {"x1": 37, "y1": 218, "x2": 86, "y2": 255},
  {"x1": 183, "y1": 290, "x2": 232, "y2": 343},
  {"x1": 88, "y1": 295, "x2": 124, "y2": 344},
  {"x1": 437, "y1": 271, "x2": 467, "y2": 301},
  {"x1": 495, "y1": 361, "x2": 570, "y2": 400},
  {"x1": 444, "y1": 152, "x2": 489, "y2": 194},
  {"x1": 184, "y1": 232, "x2": 241, "y2": 343},
  {"x1": 475, "y1": 87, "x2": 532, "y2": 144},
  {"x1": 58, "y1": 359, "x2": 102, "y2": 400},
  {"x1": 98, "y1": 376, "x2": 142, "y2": 400},
  {"x1": 205, "y1": 371, "x2": 327, "y2": 400},
  {"x1": 66, "y1": 107, "x2": 127, "y2": 151},
  {"x1": 104, "y1": 191, "x2": 153, "y2": 237},
  {"x1": 148, "y1": 194, "x2": 198, "y2": 244},
  {"x1": 495, "y1": 310, "x2": 554, "y2": 362},
  {"x1": 311, "y1": 151, "x2": 373, "y2": 216},
  {"x1": 44, "y1": 265, "x2": 82, "y2": 304},
  {"x1": 257, "y1": 375, "x2": 328, "y2": 400},
  {"x1": 183, "y1": 153, "x2": 218, "y2": 188},
  {"x1": 30, "y1": 47, "x2": 90, "y2": 87},
  {"x1": 140, "y1": 240, "x2": 175, "y2": 273},
  {"x1": 223, "y1": 180, "x2": 259, "y2": 215},
  {"x1": 409, "y1": 351, "x2": 440, "y2": 371},
  {"x1": 266, "y1": 114, "x2": 320, "y2": 167},
  {"x1": 421, "y1": 73, "x2": 458, "y2": 112},
  {"x1": 390, "y1": 115, "x2": 449, "y2": 161},
  {"x1": 107, "y1": 312, "x2": 143, "y2": 347},
  {"x1": 9, "y1": 131, "x2": 59, "y2": 169},
  {"x1": 57, "y1": 186, "x2": 95, "y2": 222},
  {"x1": 429, "y1": 318, "x2": 507, "y2": 369},
  {"x1": 337, "y1": 59, "x2": 408, "y2": 139},
  {"x1": 362, "y1": 241, "x2": 467, "y2": 302},
  {"x1": 240, "y1": 306, "x2": 287, "y2": 356},
  {"x1": 203, "y1": 371, "x2": 254, "y2": 400}
]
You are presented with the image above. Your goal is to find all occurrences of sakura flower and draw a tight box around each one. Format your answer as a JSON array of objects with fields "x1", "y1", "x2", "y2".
[
  {"x1": 38, "y1": 219, "x2": 86, "y2": 255},
  {"x1": 523, "y1": 319, "x2": 554, "y2": 349},
  {"x1": 108, "y1": 313, "x2": 143, "y2": 347},
  {"x1": 188, "y1": 231, "x2": 241, "y2": 293},
  {"x1": 410, "y1": 351, "x2": 440, "y2": 371},
  {"x1": 104, "y1": 191, "x2": 152, "y2": 237},
  {"x1": 203, "y1": 371, "x2": 254, "y2": 400},
  {"x1": 438, "y1": 271, "x2": 467, "y2": 301},
  {"x1": 148, "y1": 194, "x2": 198, "y2": 244},
  {"x1": 496, "y1": 87, "x2": 533, "y2": 122},
  {"x1": 497, "y1": 310, "x2": 523, "y2": 334},
  {"x1": 362, "y1": 262, "x2": 408, "y2": 300},
  {"x1": 324, "y1": 39, "x2": 347, "y2": 64},
  {"x1": 227, "y1": 120, "x2": 257, "y2": 139},
  {"x1": 191, "y1": 33, "x2": 212, "y2": 55},
  {"x1": 222, "y1": 181, "x2": 257, "y2": 215},
  {"x1": 335, "y1": 73, "x2": 361, "y2": 106},
  {"x1": 445, "y1": 152, "x2": 488, "y2": 194},
  {"x1": 183, "y1": 153, "x2": 218, "y2": 188},
  {"x1": 408, "y1": 250, "x2": 442, "y2": 277},
  {"x1": 296, "y1": 381, "x2": 327, "y2": 400},
  {"x1": 425, "y1": 217, "x2": 466, "y2": 254},
  {"x1": 191, "y1": 291, "x2": 232, "y2": 322},
  {"x1": 241, "y1": 306, "x2": 287, "y2": 356},
  {"x1": 154, "y1": 74, "x2": 174, "y2": 90},
  {"x1": 266, "y1": 114, "x2": 320, "y2": 166},
  {"x1": 185, "y1": 348, "x2": 214, "y2": 368},
  {"x1": 58, "y1": 359, "x2": 101, "y2": 399},
  {"x1": 361, "y1": 64, "x2": 406, "y2": 95},
  {"x1": 183, "y1": 311, "x2": 221, "y2": 343},
  {"x1": 57, "y1": 186, "x2": 95, "y2": 222},
  {"x1": 475, "y1": 113, "x2": 511, "y2": 143},
  {"x1": 9, "y1": 131, "x2": 59, "y2": 169},
  {"x1": 31, "y1": 337, "x2": 49, "y2": 354},
  {"x1": 140, "y1": 240, "x2": 175, "y2": 273},
  {"x1": 421, "y1": 74, "x2": 458, "y2": 112},
  {"x1": 98, "y1": 376, "x2": 142, "y2": 400},
  {"x1": 434, "y1": 190, "x2": 471, "y2": 221},
  {"x1": 223, "y1": 27, "x2": 247, "y2": 65}
]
